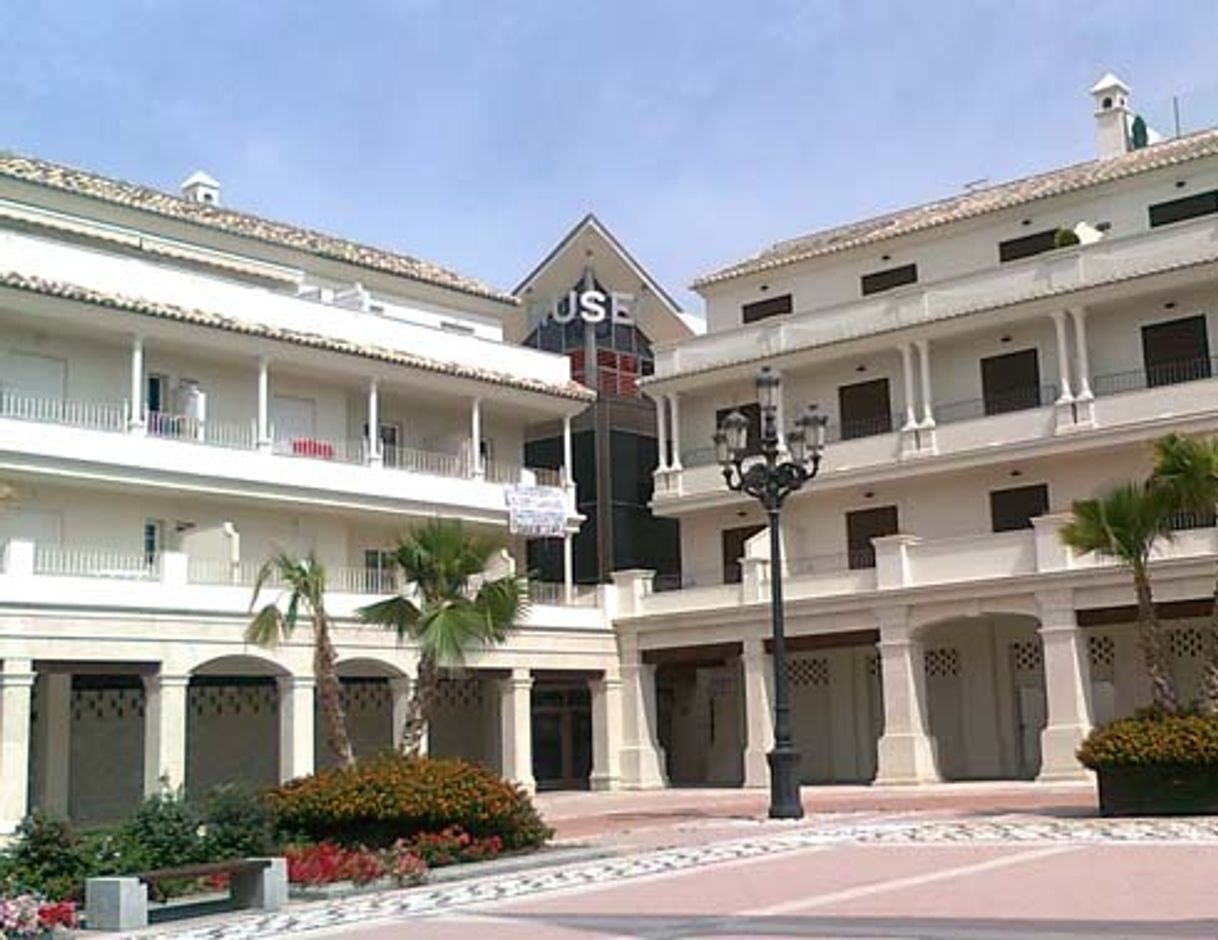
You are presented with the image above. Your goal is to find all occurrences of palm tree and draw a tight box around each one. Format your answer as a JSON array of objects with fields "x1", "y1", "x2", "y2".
[
  {"x1": 248, "y1": 550, "x2": 356, "y2": 769},
  {"x1": 1153, "y1": 433, "x2": 1218, "y2": 713},
  {"x1": 357, "y1": 520, "x2": 528, "y2": 756},
  {"x1": 1061, "y1": 482, "x2": 1180, "y2": 713}
]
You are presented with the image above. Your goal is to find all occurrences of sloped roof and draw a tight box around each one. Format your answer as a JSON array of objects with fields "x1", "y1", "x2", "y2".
[
  {"x1": 0, "y1": 152, "x2": 518, "y2": 306},
  {"x1": 0, "y1": 270, "x2": 593, "y2": 402},
  {"x1": 693, "y1": 128, "x2": 1218, "y2": 289}
]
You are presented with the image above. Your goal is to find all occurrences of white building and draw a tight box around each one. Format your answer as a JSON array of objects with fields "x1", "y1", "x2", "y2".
[
  {"x1": 627, "y1": 74, "x2": 1218, "y2": 791},
  {"x1": 0, "y1": 154, "x2": 617, "y2": 830},
  {"x1": 3, "y1": 72, "x2": 1218, "y2": 830}
]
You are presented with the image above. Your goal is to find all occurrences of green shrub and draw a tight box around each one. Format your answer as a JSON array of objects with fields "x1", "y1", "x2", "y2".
[
  {"x1": 1078, "y1": 710, "x2": 1218, "y2": 768},
  {"x1": 200, "y1": 786, "x2": 276, "y2": 861},
  {"x1": 116, "y1": 787, "x2": 205, "y2": 871},
  {"x1": 0, "y1": 813, "x2": 94, "y2": 902},
  {"x1": 268, "y1": 754, "x2": 553, "y2": 850},
  {"x1": 1054, "y1": 227, "x2": 1081, "y2": 248}
]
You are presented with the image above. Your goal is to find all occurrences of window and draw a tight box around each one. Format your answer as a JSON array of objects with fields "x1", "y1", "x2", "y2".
[
  {"x1": 838, "y1": 378, "x2": 893, "y2": 440},
  {"x1": 715, "y1": 403, "x2": 763, "y2": 457},
  {"x1": 721, "y1": 524, "x2": 765, "y2": 584},
  {"x1": 143, "y1": 519, "x2": 163, "y2": 567},
  {"x1": 362, "y1": 549, "x2": 395, "y2": 593},
  {"x1": 146, "y1": 374, "x2": 168, "y2": 414},
  {"x1": 1141, "y1": 315, "x2": 1211, "y2": 387},
  {"x1": 981, "y1": 349, "x2": 1042, "y2": 415},
  {"x1": 990, "y1": 484, "x2": 1049, "y2": 532},
  {"x1": 846, "y1": 505, "x2": 899, "y2": 570},
  {"x1": 742, "y1": 294, "x2": 792, "y2": 324},
  {"x1": 3, "y1": 352, "x2": 65, "y2": 398},
  {"x1": 860, "y1": 263, "x2": 918, "y2": 297},
  {"x1": 998, "y1": 230, "x2": 1061, "y2": 263},
  {"x1": 364, "y1": 422, "x2": 400, "y2": 465},
  {"x1": 1148, "y1": 190, "x2": 1218, "y2": 228}
]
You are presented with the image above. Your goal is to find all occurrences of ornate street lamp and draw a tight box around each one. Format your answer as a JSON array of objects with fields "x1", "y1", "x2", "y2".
[{"x1": 713, "y1": 366, "x2": 828, "y2": 819}]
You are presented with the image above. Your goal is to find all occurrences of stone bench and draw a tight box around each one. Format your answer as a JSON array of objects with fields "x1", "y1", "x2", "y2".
[{"x1": 85, "y1": 857, "x2": 287, "y2": 931}]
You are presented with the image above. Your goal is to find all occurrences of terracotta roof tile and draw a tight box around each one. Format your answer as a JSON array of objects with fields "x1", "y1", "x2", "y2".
[
  {"x1": 0, "y1": 153, "x2": 518, "y2": 306},
  {"x1": 694, "y1": 129, "x2": 1218, "y2": 288}
]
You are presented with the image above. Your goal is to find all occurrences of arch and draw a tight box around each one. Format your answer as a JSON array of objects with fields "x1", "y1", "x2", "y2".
[
  {"x1": 335, "y1": 656, "x2": 408, "y2": 679},
  {"x1": 189, "y1": 654, "x2": 290, "y2": 678}
]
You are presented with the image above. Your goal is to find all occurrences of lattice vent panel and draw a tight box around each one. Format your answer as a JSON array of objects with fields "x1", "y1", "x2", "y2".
[
  {"x1": 1010, "y1": 640, "x2": 1043, "y2": 674},
  {"x1": 189, "y1": 684, "x2": 278, "y2": 719},
  {"x1": 924, "y1": 647, "x2": 960, "y2": 679},
  {"x1": 787, "y1": 657, "x2": 830, "y2": 688},
  {"x1": 1168, "y1": 627, "x2": 1206, "y2": 661},
  {"x1": 1087, "y1": 634, "x2": 1116, "y2": 681},
  {"x1": 72, "y1": 688, "x2": 145, "y2": 722},
  {"x1": 436, "y1": 676, "x2": 483, "y2": 709},
  {"x1": 340, "y1": 680, "x2": 392, "y2": 714}
]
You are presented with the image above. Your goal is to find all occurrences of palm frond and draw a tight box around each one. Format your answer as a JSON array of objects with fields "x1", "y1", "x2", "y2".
[
  {"x1": 356, "y1": 594, "x2": 422, "y2": 640},
  {"x1": 417, "y1": 601, "x2": 488, "y2": 668},
  {"x1": 246, "y1": 604, "x2": 288, "y2": 648},
  {"x1": 1153, "y1": 433, "x2": 1218, "y2": 515},
  {"x1": 475, "y1": 575, "x2": 528, "y2": 643},
  {"x1": 1061, "y1": 481, "x2": 1171, "y2": 566}
]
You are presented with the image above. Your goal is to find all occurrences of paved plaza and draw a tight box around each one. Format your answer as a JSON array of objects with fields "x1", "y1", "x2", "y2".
[{"x1": 131, "y1": 784, "x2": 1218, "y2": 940}]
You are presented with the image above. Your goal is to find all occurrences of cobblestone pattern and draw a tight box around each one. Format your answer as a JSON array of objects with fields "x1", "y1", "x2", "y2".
[{"x1": 147, "y1": 816, "x2": 1218, "y2": 939}]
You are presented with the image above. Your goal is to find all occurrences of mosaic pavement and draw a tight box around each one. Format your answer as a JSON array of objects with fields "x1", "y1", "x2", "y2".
[{"x1": 145, "y1": 815, "x2": 1218, "y2": 939}]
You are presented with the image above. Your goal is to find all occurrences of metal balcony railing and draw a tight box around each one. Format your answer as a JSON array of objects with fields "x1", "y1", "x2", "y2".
[
  {"x1": 527, "y1": 581, "x2": 599, "y2": 606},
  {"x1": 0, "y1": 389, "x2": 128, "y2": 433},
  {"x1": 934, "y1": 384, "x2": 1059, "y2": 425},
  {"x1": 145, "y1": 412, "x2": 258, "y2": 449},
  {"x1": 33, "y1": 544, "x2": 160, "y2": 580},
  {"x1": 1092, "y1": 357, "x2": 1218, "y2": 397},
  {"x1": 381, "y1": 444, "x2": 470, "y2": 479}
]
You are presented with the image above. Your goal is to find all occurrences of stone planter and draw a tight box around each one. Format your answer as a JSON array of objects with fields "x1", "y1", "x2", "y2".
[{"x1": 1097, "y1": 764, "x2": 1218, "y2": 816}]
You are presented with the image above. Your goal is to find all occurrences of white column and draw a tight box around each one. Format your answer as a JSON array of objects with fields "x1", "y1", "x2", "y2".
[
  {"x1": 562, "y1": 413, "x2": 575, "y2": 484},
  {"x1": 0, "y1": 660, "x2": 33, "y2": 833},
  {"x1": 366, "y1": 380, "x2": 381, "y2": 466},
  {"x1": 619, "y1": 656, "x2": 667, "y2": 788},
  {"x1": 278, "y1": 676, "x2": 315, "y2": 783},
  {"x1": 499, "y1": 668, "x2": 534, "y2": 792},
  {"x1": 142, "y1": 674, "x2": 189, "y2": 797},
  {"x1": 899, "y1": 343, "x2": 918, "y2": 430},
  {"x1": 1069, "y1": 306, "x2": 1093, "y2": 400},
  {"x1": 389, "y1": 676, "x2": 412, "y2": 752},
  {"x1": 590, "y1": 674, "x2": 623, "y2": 791},
  {"x1": 741, "y1": 639, "x2": 774, "y2": 788},
  {"x1": 653, "y1": 395, "x2": 669, "y2": 472},
  {"x1": 667, "y1": 393, "x2": 683, "y2": 471},
  {"x1": 1051, "y1": 311, "x2": 1074, "y2": 403},
  {"x1": 128, "y1": 335, "x2": 145, "y2": 432},
  {"x1": 1037, "y1": 591, "x2": 1093, "y2": 781},
  {"x1": 915, "y1": 339, "x2": 935, "y2": 428},
  {"x1": 562, "y1": 533, "x2": 574, "y2": 604},
  {"x1": 256, "y1": 356, "x2": 272, "y2": 452},
  {"x1": 38, "y1": 673, "x2": 71, "y2": 817},
  {"x1": 470, "y1": 397, "x2": 484, "y2": 478},
  {"x1": 874, "y1": 609, "x2": 940, "y2": 785}
]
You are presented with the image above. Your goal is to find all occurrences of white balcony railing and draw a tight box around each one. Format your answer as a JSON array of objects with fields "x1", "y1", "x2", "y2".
[
  {"x1": 33, "y1": 544, "x2": 159, "y2": 580},
  {"x1": 0, "y1": 388, "x2": 127, "y2": 433},
  {"x1": 146, "y1": 413, "x2": 257, "y2": 450},
  {"x1": 528, "y1": 581, "x2": 600, "y2": 607},
  {"x1": 655, "y1": 215, "x2": 1218, "y2": 379}
]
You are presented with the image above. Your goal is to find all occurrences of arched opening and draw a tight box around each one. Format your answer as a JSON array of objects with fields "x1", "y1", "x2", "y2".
[
  {"x1": 915, "y1": 614, "x2": 1044, "y2": 780},
  {"x1": 316, "y1": 658, "x2": 408, "y2": 767}
]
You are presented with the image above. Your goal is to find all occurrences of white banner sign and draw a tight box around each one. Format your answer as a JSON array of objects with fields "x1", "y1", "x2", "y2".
[{"x1": 505, "y1": 485, "x2": 567, "y2": 537}]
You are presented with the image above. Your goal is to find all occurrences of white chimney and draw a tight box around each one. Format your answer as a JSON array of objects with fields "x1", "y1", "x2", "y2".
[
  {"x1": 1090, "y1": 73, "x2": 1132, "y2": 160},
  {"x1": 180, "y1": 170, "x2": 221, "y2": 206}
]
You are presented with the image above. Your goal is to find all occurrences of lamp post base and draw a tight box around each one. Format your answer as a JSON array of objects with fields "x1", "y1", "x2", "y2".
[{"x1": 766, "y1": 747, "x2": 805, "y2": 819}]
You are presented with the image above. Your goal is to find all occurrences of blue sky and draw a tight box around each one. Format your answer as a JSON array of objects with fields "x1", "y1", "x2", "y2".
[{"x1": 2, "y1": 1, "x2": 1216, "y2": 312}]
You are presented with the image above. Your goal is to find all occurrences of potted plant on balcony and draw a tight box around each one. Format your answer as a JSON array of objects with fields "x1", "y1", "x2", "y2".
[{"x1": 1065, "y1": 437, "x2": 1218, "y2": 813}]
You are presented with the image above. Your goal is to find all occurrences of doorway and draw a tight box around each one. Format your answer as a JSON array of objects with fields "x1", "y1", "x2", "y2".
[{"x1": 531, "y1": 684, "x2": 591, "y2": 790}]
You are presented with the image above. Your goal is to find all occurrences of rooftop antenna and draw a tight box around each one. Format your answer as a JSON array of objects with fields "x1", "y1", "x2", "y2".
[{"x1": 962, "y1": 177, "x2": 989, "y2": 194}]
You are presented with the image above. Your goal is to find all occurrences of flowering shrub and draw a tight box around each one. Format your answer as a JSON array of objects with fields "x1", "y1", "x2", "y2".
[
  {"x1": 401, "y1": 827, "x2": 504, "y2": 868},
  {"x1": 384, "y1": 843, "x2": 427, "y2": 887},
  {"x1": 285, "y1": 843, "x2": 387, "y2": 887},
  {"x1": 0, "y1": 894, "x2": 77, "y2": 937},
  {"x1": 1078, "y1": 710, "x2": 1218, "y2": 768},
  {"x1": 269, "y1": 755, "x2": 552, "y2": 850}
]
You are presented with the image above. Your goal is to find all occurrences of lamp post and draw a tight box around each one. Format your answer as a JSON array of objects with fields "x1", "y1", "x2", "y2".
[{"x1": 713, "y1": 366, "x2": 828, "y2": 819}]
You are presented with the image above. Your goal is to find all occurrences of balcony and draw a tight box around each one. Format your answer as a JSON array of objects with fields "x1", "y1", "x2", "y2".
[
  {"x1": 0, "y1": 541, "x2": 606, "y2": 626},
  {"x1": 653, "y1": 214, "x2": 1218, "y2": 379},
  {"x1": 0, "y1": 389, "x2": 566, "y2": 516}
]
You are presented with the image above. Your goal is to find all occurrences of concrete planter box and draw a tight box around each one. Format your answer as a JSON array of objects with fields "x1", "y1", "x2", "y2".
[{"x1": 1097, "y1": 765, "x2": 1218, "y2": 816}]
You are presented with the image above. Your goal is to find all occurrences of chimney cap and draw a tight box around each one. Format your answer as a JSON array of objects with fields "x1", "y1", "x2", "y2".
[
  {"x1": 180, "y1": 170, "x2": 221, "y2": 206},
  {"x1": 1090, "y1": 72, "x2": 1131, "y2": 96},
  {"x1": 181, "y1": 170, "x2": 220, "y2": 189}
]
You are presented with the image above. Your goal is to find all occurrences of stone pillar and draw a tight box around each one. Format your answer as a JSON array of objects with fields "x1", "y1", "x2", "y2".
[
  {"x1": 741, "y1": 639, "x2": 774, "y2": 788},
  {"x1": 389, "y1": 676, "x2": 412, "y2": 752},
  {"x1": 128, "y1": 335, "x2": 145, "y2": 433},
  {"x1": 0, "y1": 661, "x2": 33, "y2": 833},
  {"x1": 38, "y1": 673, "x2": 71, "y2": 817},
  {"x1": 874, "y1": 609, "x2": 940, "y2": 785},
  {"x1": 499, "y1": 668, "x2": 535, "y2": 792},
  {"x1": 667, "y1": 393, "x2": 683, "y2": 471},
  {"x1": 470, "y1": 397, "x2": 484, "y2": 478},
  {"x1": 589, "y1": 674, "x2": 623, "y2": 791},
  {"x1": 916, "y1": 339, "x2": 935, "y2": 428},
  {"x1": 563, "y1": 533, "x2": 575, "y2": 605},
  {"x1": 617, "y1": 632, "x2": 667, "y2": 788},
  {"x1": 278, "y1": 676, "x2": 315, "y2": 783},
  {"x1": 653, "y1": 395, "x2": 669, "y2": 472},
  {"x1": 1051, "y1": 311, "x2": 1075, "y2": 404},
  {"x1": 899, "y1": 343, "x2": 918, "y2": 431},
  {"x1": 1069, "y1": 306, "x2": 1093, "y2": 401},
  {"x1": 367, "y1": 380, "x2": 382, "y2": 466},
  {"x1": 142, "y1": 674, "x2": 189, "y2": 796},
  {"x1": 1037, "y1": 591, "x2": 1093, "y2": 781},
  {"x1": 562, "y1": 414, "x2": 575, "y2": 482},
  {"x1": 256, "y1": 356, "x2": 272, "y2": 452},
  {"x1": 872, "y1": 534, "x2": 920, "y2": 590}
]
